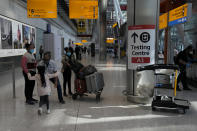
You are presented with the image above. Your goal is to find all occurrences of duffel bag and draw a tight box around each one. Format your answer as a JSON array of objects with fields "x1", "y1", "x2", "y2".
[
  {"x1": 78, "y1": 65, "x2": 97, "y2": 79},
  {"x1": 69, "y1": 60, "x2": 84, "y2": 74}
]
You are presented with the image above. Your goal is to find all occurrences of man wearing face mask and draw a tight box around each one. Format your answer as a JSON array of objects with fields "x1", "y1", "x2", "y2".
[
  {"x1": 176, "y1": 45, "x2": 195, "y2": 91},
  {"x1": 21, "y1": 43, "x2": 38, "y2": 105},
  {"x1": 38, "y1": 52, "x2": 65, "y2": 104},
  {"x1": 61, "y1": 48, "x2": 75, "y2": 96}
]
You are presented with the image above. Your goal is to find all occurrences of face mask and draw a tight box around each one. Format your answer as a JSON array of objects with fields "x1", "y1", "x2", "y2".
[
  {"x1": 30, "y1": 49, "x2": 34, "y2": 54},
  {"x1": 189, "y1": 51, "x2": 193, "y2": 55},
  {"x1": 67, "y1": 52, "x2": 71, "y2": 56}
]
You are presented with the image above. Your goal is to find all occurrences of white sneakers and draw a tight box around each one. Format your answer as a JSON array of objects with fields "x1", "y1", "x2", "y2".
[
  {"x1": 47, "y1": 109, "x2": 50, "y2": 114},
  {"x1": 38, "y1": 108, "x2": 42, "y2": 115},
  {"x1": 38, "y1": 108, "x2": 50, "y2": 115}
]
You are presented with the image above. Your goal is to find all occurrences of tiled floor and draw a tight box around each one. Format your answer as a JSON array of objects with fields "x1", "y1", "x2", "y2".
[{"x1": 0, "y1": 54, "x2": 197, "y2": 131}]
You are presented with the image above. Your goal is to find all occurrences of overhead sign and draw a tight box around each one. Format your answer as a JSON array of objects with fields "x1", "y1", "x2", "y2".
[
  {"x1": 128, "y1": 25, "x2": 155, "y2": 70},
  {"x1": 159, "y1": 13, "x2": 168, "y2": 30},
  {"x1": 27, "y1": 0, "x2": 57, "y2": 18},
  {"x1": 82, "y1": 40, "x2": 88, "y2": 43},
  {"x1": 69, "y1": 0, "x2": 98, "y2": 19},
  {"x1": 169, "y1": 4, "x2": 188, "y2": 26},
  {"x1": 77, "y1": 19, "x2": 86, "y2": 32}
]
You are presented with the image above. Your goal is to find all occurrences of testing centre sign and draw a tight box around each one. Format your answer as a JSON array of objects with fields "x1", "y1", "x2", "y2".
[{"x1": 128, "y1": 25, "x2": 155, "y2": 70}]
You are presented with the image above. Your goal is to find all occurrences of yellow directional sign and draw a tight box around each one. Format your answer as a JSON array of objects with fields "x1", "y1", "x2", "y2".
[
  {"x1": 113, "y1": 23, "x2": 118, "y2": 28},
  {"x1": 69, "y1": 0, "x2": 98, "y2": 19},
  {"x1": 169, "y1": 4, "x2": 188, "y2": 22},
  {"x1": 106, "y1": 38, "x2": 115, "y2": 44},
  {"x1": 74, "y1": 43, "x2": 83, "y2": 46},
  {"x1": 82, "y1": 40, "x2": 88, "y2": 43},
  {"x1": 159, "y1": 13, "x2": 168, "y2": 30},
  {"x1": 27, "y1": 0, "x2": 57, "y2": 18}
]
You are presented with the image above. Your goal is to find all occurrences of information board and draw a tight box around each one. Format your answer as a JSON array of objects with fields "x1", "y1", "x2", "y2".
[
  {"x1": 27, "y1": 0, "x2": 57, "y2": 18},
  {"x1": 128, "y1": 25, "x2": 155, "y2": 70},
  {"x1": 69, "y1": 0, "x2": 98, "y2": 19},
  {"x1": 169, "y1": 4, "x2": 188, "y2": 26},
  {"x1": 159, "y1": 13, "x2": 168, "y2": 30}
]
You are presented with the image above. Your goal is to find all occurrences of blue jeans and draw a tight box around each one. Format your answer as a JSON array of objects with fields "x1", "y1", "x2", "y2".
[{"x1": 50, "y1": 78, "x2": 64, "y2": 102}]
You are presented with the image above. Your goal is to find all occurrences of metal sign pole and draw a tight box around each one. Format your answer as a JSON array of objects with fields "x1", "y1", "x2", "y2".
[{"x1": 12, "y1": 61, "x2": 16, "y2": 98}]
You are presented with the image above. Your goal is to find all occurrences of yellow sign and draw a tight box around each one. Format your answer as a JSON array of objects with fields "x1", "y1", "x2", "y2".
[
  {"x1": 82, "y1": 40, "x2": 88, "y2": 43},
  {"x1": 113, "y1": 23, "x2": 118, "y2": 28},
  {"x1": 169, "y1": 4, "x2": 188, "y2": 22},
  {"x1": 77, "y1": 19, "x2": 86, "y2": 32},
  {"x1": 106, "y1": 38, "x2": 115, "y2": 44},
  {"x1": 69, "y1": 0, "x2": 98, "y2": 19},
  {"x1": 27, "y1": 0, "x2": 57, "y2": 18},
  {"x1": 159, "y1": 13, "x2": 168, "y2": 30},
  {"x1": 74, "y1": 43, "x2": 83, "y2": 46}
]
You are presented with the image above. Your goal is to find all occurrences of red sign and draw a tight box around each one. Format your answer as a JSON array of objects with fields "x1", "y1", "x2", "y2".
[
  {"x1": 120, "y1": 5, "x2": 127, "y2": 11},
  {"x1": 132, "y1": 57, "x2": 150, "y2": 63}
]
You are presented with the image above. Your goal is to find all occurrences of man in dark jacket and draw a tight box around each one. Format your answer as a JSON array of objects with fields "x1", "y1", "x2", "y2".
[{"x1": 176, "y1": 45, "x2": 194, "y2": 90}]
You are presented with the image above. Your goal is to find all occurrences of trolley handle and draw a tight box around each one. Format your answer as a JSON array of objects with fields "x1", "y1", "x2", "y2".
[{"x1": 137, "y1": 64, "x2": 179, "y2": 72}]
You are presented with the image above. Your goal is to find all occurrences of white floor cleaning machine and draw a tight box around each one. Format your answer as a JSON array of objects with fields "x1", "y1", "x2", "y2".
[{"x1": 137, "y1": 64, "x2": 190, "y2": 114}]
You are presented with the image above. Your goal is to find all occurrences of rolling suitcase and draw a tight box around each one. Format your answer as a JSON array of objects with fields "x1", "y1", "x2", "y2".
[{"x1": 85, "y1": 72, "x2": 104, "y2": 93}]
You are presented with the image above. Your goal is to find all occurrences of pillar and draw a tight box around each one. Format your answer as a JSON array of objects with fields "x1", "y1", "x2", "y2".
[
  {"x1": 126, "y1": 0, "x2": 160, "y2": 103},
  {"x1": 99, "y1": 0, "x2": 108, "y2": 60}
]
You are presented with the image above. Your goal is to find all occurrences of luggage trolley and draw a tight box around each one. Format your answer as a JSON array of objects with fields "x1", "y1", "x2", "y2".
[
  {"x1": 137, "y1": 64, "x2": 190, "y2": 114},
  {"x1": 72, "y1": 72, "x2": 104, "y2": 101}
]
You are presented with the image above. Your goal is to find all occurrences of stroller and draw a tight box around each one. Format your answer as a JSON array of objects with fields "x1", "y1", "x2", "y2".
[
  {"x1": 137, "y1": 64, "x2": 190, "y2": 114},
  {"x1": 69, "y1": 60, "x2": 104, "y2": 101}
]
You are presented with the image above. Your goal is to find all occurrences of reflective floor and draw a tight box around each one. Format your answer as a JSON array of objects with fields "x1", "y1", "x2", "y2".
[{"x1": 0, "y1": 54, "x2": 197, "y2": 131}]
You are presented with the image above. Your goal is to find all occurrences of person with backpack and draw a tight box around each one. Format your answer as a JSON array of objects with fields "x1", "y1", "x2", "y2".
[
  {"x1": 28, "y1": 66, "x2": 59, "y2": 115},
  {"x1": 175, "y1": 45, "x2": 195, "y2": 91}
]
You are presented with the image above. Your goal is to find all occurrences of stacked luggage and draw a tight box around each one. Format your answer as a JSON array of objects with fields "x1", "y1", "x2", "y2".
[
  {"x1": 85, "y1": 72, "x2": 104, "y2": 100},
  {"x1": 69, "y1": 60, "x2": 104, "y2": 101}
]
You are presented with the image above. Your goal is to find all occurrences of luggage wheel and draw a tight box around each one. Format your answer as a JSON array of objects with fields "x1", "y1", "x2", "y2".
[
  {"x1": 72, "y1": 93, "x2": 78, "y2": 100},
  {"x1": 96, "y1": 94, "x2": 101, "y2": 101},
  {"x1": 178, "y1": 108, "x2": 186, "y2": 114},
  {"x1": 152, "y1": 106, "x2": 156, "y2": 111}
]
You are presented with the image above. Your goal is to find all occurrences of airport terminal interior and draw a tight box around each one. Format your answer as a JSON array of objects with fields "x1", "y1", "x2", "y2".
[{"x1": 0, "y1": 0, "x2": 197, "y2": 131}]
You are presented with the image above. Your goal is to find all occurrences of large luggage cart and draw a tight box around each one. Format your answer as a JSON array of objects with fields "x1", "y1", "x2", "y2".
[
  {"x1": 72, "y1": 72, "x2": 104, "y2": 101},
  {"x1": 137, "y1": 64, "x2": 190, "y2": 114}
]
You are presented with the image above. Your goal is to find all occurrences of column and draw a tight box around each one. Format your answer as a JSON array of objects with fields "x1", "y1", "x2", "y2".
[
  {"x1": 99, "y1": 0, "x2": 108, "y2": 60},
  {"x1": 126, "y1": 0, "x2": 160, "y2": 103}
]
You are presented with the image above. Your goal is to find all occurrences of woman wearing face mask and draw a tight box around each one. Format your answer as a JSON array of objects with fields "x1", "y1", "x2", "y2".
[
  {"x1": 61, "y1": 48, "x2": 75, "y2": 96},
  {"x1": 21, "y1": 43, "x2": 38, "y2": 105}
]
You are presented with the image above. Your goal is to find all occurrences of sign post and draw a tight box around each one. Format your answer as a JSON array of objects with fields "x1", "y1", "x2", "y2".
[{"x1": 128, "y1": 25, "x2": 156, "y2": 70}]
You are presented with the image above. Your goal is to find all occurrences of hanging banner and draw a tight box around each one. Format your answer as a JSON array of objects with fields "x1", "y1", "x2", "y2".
[
  {"x1": 69, "y1": 0, "x2": 98, "y2": 19},
  {"x1": 128, "y1": 25, "x2": 155, "y2": 70},
  {"x1": 27, "y1": 0, "x2": 57, "y2": 18},
  {"x1": 159, "y1": 13, "x2": 168, "y2": 30}
]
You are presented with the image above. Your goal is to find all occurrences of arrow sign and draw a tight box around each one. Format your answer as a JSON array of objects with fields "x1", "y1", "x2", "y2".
[{"x1": 131, "y1": 32, "x2": 138, "y2": 43}]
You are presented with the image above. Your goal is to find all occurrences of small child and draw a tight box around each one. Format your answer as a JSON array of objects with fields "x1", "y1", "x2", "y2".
[{"x1": 28, "y1": 66, "x2": 59, "y2": 115}]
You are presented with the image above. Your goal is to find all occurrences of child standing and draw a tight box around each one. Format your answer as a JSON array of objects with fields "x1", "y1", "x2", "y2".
[{"x1": 28, "y1": 66, "x2": 59, "y2": 115}]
